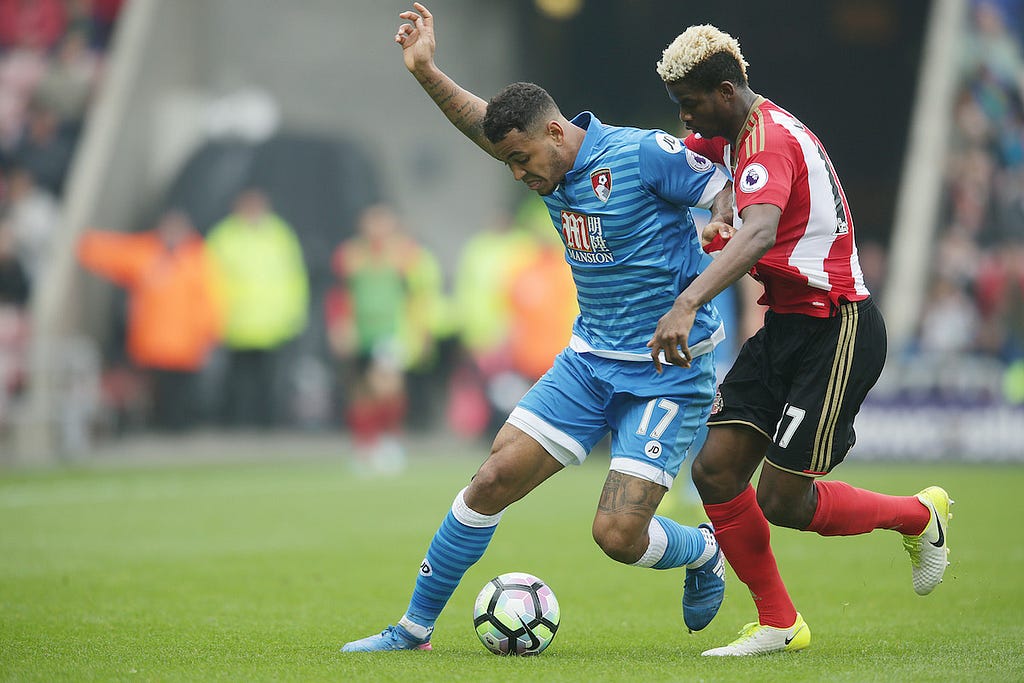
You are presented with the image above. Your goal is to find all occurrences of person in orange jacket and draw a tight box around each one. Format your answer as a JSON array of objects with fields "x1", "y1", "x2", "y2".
[
  {"x1": 77, "y1": 209, "x2": 222, "y2": 431},
  {"x1": 505, "y1": 241, "x2": 579, "y2": 383}
]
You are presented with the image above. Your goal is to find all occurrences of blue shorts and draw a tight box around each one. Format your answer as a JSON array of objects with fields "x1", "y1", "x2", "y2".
[{"x1": 508, "y1": 349, "x2": 716, "y2": 489}]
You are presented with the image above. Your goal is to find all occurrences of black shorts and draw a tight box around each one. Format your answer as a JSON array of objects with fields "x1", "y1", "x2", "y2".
[{"x1": 707, "y1": 298, "x2": 886, "y2": 476}]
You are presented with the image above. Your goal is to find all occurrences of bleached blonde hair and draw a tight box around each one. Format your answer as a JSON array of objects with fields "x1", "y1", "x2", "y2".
[{"x1": 656, "y1": 24, "x2": 748, "y2": 84}]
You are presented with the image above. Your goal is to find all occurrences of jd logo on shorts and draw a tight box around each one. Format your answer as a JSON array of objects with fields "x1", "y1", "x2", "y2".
[{"x1": 644, "y1": 440, "x2": 663, "y2": 459}]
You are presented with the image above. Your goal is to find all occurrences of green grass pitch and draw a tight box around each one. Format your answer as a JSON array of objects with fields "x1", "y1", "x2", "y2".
[{"x1": 1, "y1": 450, "x2": 1023, "y2": 682}]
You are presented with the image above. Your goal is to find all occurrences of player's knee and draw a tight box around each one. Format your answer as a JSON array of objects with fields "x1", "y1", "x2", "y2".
[
  {"x1": 756, "y1": 488, "x2": 806, "y2": 529},
  {"x1": 692, "y1": 454, "x2": 740, "y2": 502},
  {"x1": 757, "y1": 496, "x2": 792, "y2": 527},
  {"x1": 691, "y1": 456, "x2": 713, "y2": 492},
  {"x1": 755, "y1": 470, "x2": 818, "y2": 529},
  {"x1": 592, "y1": 518, "x2": 644, "y2": 564},
  {"x1": 466, "y1": 460, "x2": 520, "y2": 513}
]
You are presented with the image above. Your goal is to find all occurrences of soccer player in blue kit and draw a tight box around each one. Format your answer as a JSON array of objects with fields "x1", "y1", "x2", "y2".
[{"x1": 342, "y1": 3, "x2": 733, "y2": 652}]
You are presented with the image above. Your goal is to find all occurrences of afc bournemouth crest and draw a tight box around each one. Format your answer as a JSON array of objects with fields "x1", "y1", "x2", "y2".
[{"x1": 590, "y1": 168, "x2": 612, "y2": 202}]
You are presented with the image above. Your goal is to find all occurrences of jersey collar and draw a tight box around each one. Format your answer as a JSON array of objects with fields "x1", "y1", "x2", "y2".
[
  {"x1": 732, "y1": 95, "x2": 766, "y2": 172},
  {"x1": 566, "y1": 111, "x2": 601, "y2": 180}
]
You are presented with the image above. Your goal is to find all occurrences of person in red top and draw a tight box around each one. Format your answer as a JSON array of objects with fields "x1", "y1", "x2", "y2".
[
  {"x1": 0, "y1": 0, "x2": 65, "y2": 51},
  {"x1": 647, "y1": 25, "x2": 953, "y2": 656}
]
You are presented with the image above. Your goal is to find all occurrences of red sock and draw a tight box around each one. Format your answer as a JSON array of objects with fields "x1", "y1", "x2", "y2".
[
  {"x1": 704, "y1": 485, "x2": 797, "y2": 628},
  {"x1": 346, "y1": 400, "x2": 382, "y2": 447},
  {"x1": 376, "y1": 394, "x2": 407, "y2": 432},
  {"x1": 806, "y1": 481, "x2": 930, "y2": 536}
]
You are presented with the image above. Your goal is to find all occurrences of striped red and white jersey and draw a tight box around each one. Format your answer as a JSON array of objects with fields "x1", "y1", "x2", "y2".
[{"x1": 685, "y1": 96, "x2": 870, "y2": 317}]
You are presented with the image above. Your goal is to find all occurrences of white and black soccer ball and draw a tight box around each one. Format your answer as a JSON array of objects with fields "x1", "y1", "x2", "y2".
[{"x1": 472, "y1": 572, "x2": 560, "y2": 656}]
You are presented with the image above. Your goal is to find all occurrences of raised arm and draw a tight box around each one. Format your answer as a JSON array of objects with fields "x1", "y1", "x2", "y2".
[{"x1": 395, "y1": 3, "x2": 497, "y2": 158}]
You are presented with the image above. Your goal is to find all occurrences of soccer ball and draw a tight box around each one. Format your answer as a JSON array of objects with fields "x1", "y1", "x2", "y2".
[{"x1": 472, "y1": 572, "x2": 560, "y2": 656}]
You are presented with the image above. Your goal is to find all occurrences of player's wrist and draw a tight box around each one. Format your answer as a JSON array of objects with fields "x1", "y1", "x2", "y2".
[
  {"x1": 410, "y1": 59, "x2": 440, "y2": 80},
  {"x1": 673, "y1": 293, "x2": 702, "y2": 314}
]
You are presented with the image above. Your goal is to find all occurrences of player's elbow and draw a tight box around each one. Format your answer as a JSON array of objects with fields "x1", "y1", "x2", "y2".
[{"x1": 737, "y1": 204, "x2": 781, "y2": 255}]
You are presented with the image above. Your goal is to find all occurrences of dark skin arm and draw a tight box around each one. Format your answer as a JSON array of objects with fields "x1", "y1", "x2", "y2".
[
  {"x1": 647, "y1": 202, "x2": 781, "y2": 371},
  {"x1": 701, "y1": 181, "x2": 736, "y2": 248},
  {"x1": 708, "y1": 181, "x2": 734, "y2": 229}
]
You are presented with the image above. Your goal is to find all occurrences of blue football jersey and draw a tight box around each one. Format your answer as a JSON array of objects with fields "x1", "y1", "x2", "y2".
[{"x1": 542, "y1": 112, "x2": 728, "y2": 360}]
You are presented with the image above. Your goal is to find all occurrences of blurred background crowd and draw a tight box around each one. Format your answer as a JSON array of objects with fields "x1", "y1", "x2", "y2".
[
  {"x1": 916, "y1": 0, "x2": 1024, "y2": 381},
  {"x1": 0, "y1": 0, "x2": 1020, "y2": 466},
  {"x1": 0, "y1": 0, "x2": 121, "y2": 440}
]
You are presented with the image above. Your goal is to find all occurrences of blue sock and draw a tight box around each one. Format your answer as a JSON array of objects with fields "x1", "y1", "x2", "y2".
[
  {"x1": 632, "y1": 515, "x2": 708, "y2": 570},
  {"x1": 402, "y1": 488, "x2": 502, "y2": 635}
]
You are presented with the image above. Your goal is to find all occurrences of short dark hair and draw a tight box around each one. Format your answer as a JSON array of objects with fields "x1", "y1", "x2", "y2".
[
  {"x1": 483, "y1": 82, "x2": 559, "y2": 143},
  {"x1": 679, "y1": 51, "x2": 748, "y2": 92}
]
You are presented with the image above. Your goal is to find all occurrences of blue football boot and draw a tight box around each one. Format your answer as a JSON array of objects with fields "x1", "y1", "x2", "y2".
[
  {"x1": 682, "y1": 523, "x2": 726, "y2": 632},
  {"x1": 341, "y1": 624, "x2": 432, "y2": 652}
]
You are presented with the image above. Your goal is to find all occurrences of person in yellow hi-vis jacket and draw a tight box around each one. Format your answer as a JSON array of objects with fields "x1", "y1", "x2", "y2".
[{"x1": 206, "y1": 188, "x2": 309, "y2": 428}]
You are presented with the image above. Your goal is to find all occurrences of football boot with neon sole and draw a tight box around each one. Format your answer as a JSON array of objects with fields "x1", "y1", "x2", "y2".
[
  {"x1": 341, "y1": 624, "x2": 432, "y2": 652},
  {"x1": 702, "y1": 613, "x2": 810, "y2": 656},
  {"x1": 682, "y1": 523, "x2": 726, "y2": 632},
  {"x1": 902, "y1": 485, "x2": 953, "y2": 596}
]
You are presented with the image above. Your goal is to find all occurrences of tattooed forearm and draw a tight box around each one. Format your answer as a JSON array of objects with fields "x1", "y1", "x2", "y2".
[
  {"x1": 416, "y1": 71, "x2": 493, "y2": 156},
  {"x1": 597, "y1": 471, "x2": 666, "y2": 518}
]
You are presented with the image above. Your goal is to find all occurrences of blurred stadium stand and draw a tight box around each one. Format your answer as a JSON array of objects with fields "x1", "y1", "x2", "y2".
[
  {"x1": 2, "y1": 0, "x2": 1022, "y2": 463},
  {"x1": 861, "y1": 0, "x2": 1024, "y2": 460},
  {"x1": 9, "y1": 0, "x2": 516, "y2": 461}
]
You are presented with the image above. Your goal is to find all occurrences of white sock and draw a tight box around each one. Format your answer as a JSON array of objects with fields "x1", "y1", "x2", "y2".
[
  {"x1": 631, "y1": 517, "x2": 669, "y2": 568},
  {"x1": 686, "y1": 526, "x2": 718, "y2": 568},
  {"x1": 399, "y1": 615, "x2": 433, "y2": 640}
]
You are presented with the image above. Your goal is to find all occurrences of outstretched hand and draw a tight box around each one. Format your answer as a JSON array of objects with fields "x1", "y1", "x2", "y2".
[{"x1": 395, "y1": 3, "x2": 437, "y2": 74}]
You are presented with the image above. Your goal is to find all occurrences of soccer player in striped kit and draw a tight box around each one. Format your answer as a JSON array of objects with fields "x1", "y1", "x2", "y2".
[
  {"x1": 647, "y1": 25, "x2": 952, "y2": 656},
  {"x1": 343, "y1": 3, "x2": 734, "y2": 652}
]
